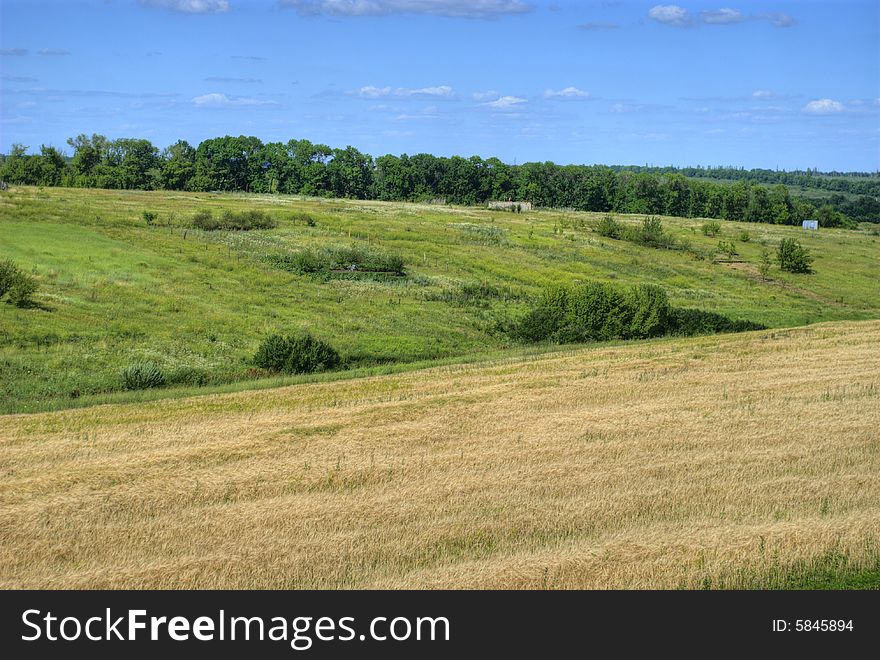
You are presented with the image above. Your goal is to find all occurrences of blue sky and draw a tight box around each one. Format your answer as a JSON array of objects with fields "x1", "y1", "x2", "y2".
[{"x1": 1, "y1": 0, "x2": 878, "y2": 170}]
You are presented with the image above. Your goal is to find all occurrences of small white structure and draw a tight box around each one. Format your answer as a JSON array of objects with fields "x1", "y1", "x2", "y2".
[{"x1": 802, "y1": 220, "x2": 819, "y2": 230}]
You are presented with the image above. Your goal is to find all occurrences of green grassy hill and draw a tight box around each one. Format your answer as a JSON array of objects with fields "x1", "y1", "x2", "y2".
[{"x1": 2, "y1": 185, "x2": 879, "y2": 413}]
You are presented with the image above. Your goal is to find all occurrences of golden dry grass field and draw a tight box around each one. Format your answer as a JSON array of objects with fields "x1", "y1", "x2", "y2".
[{"x1": 1, "y1": 320, "x2": 878, "y2": 589}]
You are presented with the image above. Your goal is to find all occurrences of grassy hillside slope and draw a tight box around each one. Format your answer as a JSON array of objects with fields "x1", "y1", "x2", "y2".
[
  {"x1": 1, "y1": 320, "x2": 878, "y2": 589},
  {"x1": 2, "y1": 185, "x2": 879, "y2": 413}
]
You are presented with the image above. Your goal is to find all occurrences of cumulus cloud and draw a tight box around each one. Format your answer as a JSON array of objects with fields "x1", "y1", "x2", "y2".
[
  {"x1": 0, "y1": 48, "x2": 28, "y2": 56},
  {"x1": 281, "y1": 0, "x2": 533, "y2": 19},
  {"x1": 648, "y1": 5, "x2": 691, "y2": 26},
  {"x1": 38, "y1": 48, "x2": 70, "y2": 56},
  {"x1": 192, "y1": 92, "x2": 277, "y2": 106},
  {"x1": 544, "y1": 86, "x2": 589, "y2": 99},
  {"x1": 480, "y1": 95, "x2": 526, "y2": 109},
  {"x1": 141, "y1": 0, "x2": 230, "y2": 13},
  {"x1": 758, "y1": 12, "x2": 794, "y2": 27},
  {"x1": 802, "y1": 99, "x2": 844, "y2": 114},
  {"x1": 357, "y1": 85, "x2": 454, "y2": 98},
  {"x1": 471, "y1": 90, "x2": 499, "y2": 101},
  {"x1": 651, "y1": 6, "x2": 795, "y2": 28},
  {"x1": 699, "y1": 8, "x2": 745, "y2": 24}
]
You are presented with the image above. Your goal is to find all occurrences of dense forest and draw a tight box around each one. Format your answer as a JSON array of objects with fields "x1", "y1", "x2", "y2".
[{"x1": 2, "y1": 134, "x2": 877, "y2": 226}]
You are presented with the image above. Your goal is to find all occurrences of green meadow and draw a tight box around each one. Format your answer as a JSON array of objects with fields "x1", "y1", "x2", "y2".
[{"x1": 2, "y1": 185, "x2": 879, "y2": 414}]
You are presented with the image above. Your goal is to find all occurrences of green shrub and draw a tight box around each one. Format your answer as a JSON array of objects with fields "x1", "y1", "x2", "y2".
[
  {"x1": 167, "y1": 366, "x2": 209, "y2": 387},
  {"x1": 0, "y1": 260, "x2": 38, "y2": 307},
  {"x1": 625, "y1": 284, "x2": 670, "y2": 338},
  {"x1": 701, "y1": 221, "x2": 722, "y2": 237},
  {"x1": 627, "y1": 216, "x2": 677, "y2": 249},
  {"x1": 142, "y1": 210, "x2": 157, "y2": 225},
  {"x1": 511, "y1": 285, "x2": 569, "y2": 343},
  {"x1": 253, "y1": 334, "x2": 293, "y2": 372},
  {"x1": 267, "y1": 245, "x2": 405, "y2": 276},
  {"x1": 254, "y1": 333, "x2": 340, "y2": 374},
  {"x1": 291, "y1": 212, "x2": 316, "y2": 227},
  {"x1": 514, "y1": 281, "x2": 761, "y2": 344},
  {"x1": 594, "y1": 215, "x2": 623, "y2": 239},
  {"x1": 738, "y1": 231, "x2": 751, "y2": 242},
  {"x1": 717, "y1": 240, "x2": 738, "y2": 260},
  {"x1": 430, "y1": 281, "x2": 517, "y2": 307},
  {"x1": 668, "y1": 308, "x2": 765, "y2": 336},
  {"x1": 759, "y1": 248, "x2": 773, "y2": 280},
  {"x1": 191, "y1": 209, "x2": 277, "y2": 231},
  {"x1": 778, "y1": 238, "x2": 813, "y2": 273},
  {"x1": 121, "y1": 362, "x2": 166, "y2": 390},
  {"x1": 220, "y1": 209, "x2": 276, "y2": 230},
  {"x1": 563, "y1": 281, "x2": 629, "y2": 342},
  {"x1": 192, "y1": 210, "x2": 221, "y2": 230},
  {"x1": 0, "y1": 259, "x2": 20, "y2": 298}
]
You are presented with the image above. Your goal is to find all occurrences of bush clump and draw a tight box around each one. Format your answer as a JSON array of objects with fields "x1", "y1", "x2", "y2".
[
  {"x1": 625, "y1": 216, "x2": 679, "y2": 249},
  {"x1": 701, "y1": 221, "x2": 722, "y2": 237},
  {"x1": 167, "y1": 366, "x2": 209, "y2": 387},
  {"x1": 291, "y1": 212, "x2": 317, "y2": 227},
  {"x1": 594, "y1": 215, "x2": 623, "y2": 239},
  {"x1": 513, "y1": 280, "x2": 763, "y2": 344},
  {"x1": 667, "y1": 308, "x2": 766, "y2": 336},
  {"x1": 0, "y1": 259, "x2": 38, "y2": 308},
  {"x1": 253, "y1": 333, "x2": 340, "y2": 375},
  {"x1": 191, "y1": 209, "x2": 277, "y2": 231},
  {"x1": 120, "y1": 362, "x2": 166, "y2": 390},
  {"x1": 267, "y1": 245, "x2": 405, "y2": 276},
  {"x1": 777, "y1": 238, "x2": 813, "y2": 273},
  {"x1": 513, "y1": 281, "x2": 671, "y2": 343}
]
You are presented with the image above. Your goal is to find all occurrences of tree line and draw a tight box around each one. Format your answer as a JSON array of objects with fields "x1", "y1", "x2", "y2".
[
  {"x1": 1, "y1": 134, "x2": 875, "y2": 226},
  {"x1": 609, "y1": 165, "x2": 880, "y2": 197}
]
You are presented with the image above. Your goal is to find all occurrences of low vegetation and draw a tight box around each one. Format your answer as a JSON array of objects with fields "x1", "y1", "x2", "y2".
[
  {"x1": 777, "y1": 237, "x2": 814, "y2": 273},
  {"x1": 0, "y1": 259, "x2": 38, "y2": 307},
  {"x1": 1, "y1": 186, "x2": 877, "y2": 414},
  {"x1": 266, "y1": 245, "x2": 406, "y2": 277},
  {"x1": 253, "y1": 332, "x2": 340, "y2": 375},
  {"x1": 513, "y1": 281, "x2": 763, "y2": 344},
  {"x1": 191, "y1": 209, "x2": 277, "y2": 231}
]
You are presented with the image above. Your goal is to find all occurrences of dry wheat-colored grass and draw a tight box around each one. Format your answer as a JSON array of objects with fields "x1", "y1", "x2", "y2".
[{"x1": 1, "y1": 321, "x2": 878, "y2": 589}]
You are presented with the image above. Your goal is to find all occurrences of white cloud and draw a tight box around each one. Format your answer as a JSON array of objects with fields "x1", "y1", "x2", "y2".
[
  {"x1": 358, "y1": 85, "x2": 392, "y2": 98},
  {"x1": 544, "y1": 86, "x2": 589, "y2": 99},
  {"x1": 648, "y1": 5, "x2": 691, "y2": 26},
  {"x1": 758, "y1": 12, "x2": 794, "y2": 27},
  {"x1": 38, "y1": 48, "x2": 70, "y2": 56},
  {"x1": 700, "y1": 8, "x2": 744, "y2": 24},
  {"x1": 651, "y1": 7, "x2": 795, "y2": 29},
  {"x1": 0, "y1": 48, "x2": 28, "y2": 56},
  {"x1": 803, "y1": 99, "x2": 845, "y2": 115},
  {"x1": 281, "y1": 0, "x2": 532, "y2": 19},
  {"x1": 141, "y1": 0, "x2": 230, "y2": 14},
  {"x1": 357, "y1": 85, "x2": 454, "y2": 98},
  {"x1": 752, "y1": 89, "x2": 773, "y2": 98},
  {"x1": 192, "y1": 93, "x2": 277, "y2": 106},
  {"x1": 481, "y1": 95, "x2": 526, "y2": 109},
  {"x1": 471, "y1": 90, "x2": 498, "y2": 101},
  {"x1": 395, "y1": 106, "x2": 441, "y2": 120}
]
